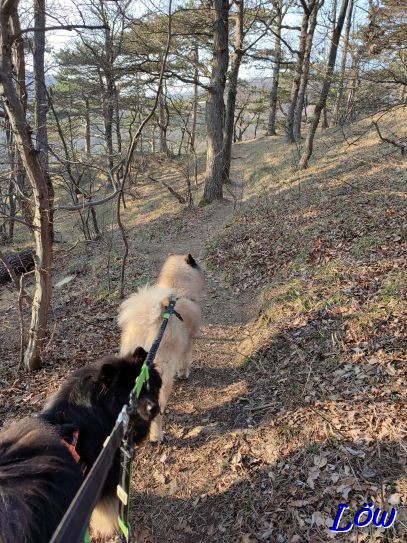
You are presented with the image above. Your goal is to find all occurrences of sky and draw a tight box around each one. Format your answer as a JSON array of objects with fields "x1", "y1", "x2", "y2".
[{"x1": 34, "y1": 0, "x2": 368, "y2": 82}]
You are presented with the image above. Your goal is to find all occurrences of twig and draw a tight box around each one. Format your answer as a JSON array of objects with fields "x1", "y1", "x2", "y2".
[
  {"x1": 245, "y1": 402, "x2": 278, "y2": 412},
  {"x1": 55, "y1": 189, "x2": 121, "y2": 211},
  {"x1": 117, "y1": 0, "x2": 173, "y2": 189},
  {"x1": 372, "y1": 120, "x2": 405, "y2": 156},
  {"x1": 17, "y1": 270, "x2": 35, "y2": 368},
  {"x1": 148, "y1": 176, "x2": 186, "y2": 204},
  {"x1": 0, "y1": 251, "x2": 20, "y2": 290},
  {"x1": 11, "y1": 24, "x2": 109, "y2": 41},
  {"x1": 0, "y1": 213, "x2": 35, "y2": 229},
  {"x1": 117, "y1": 174, "x2": 128, "y2": 300},
  {"x1": 308, "y1": 405, "x2": 350, "y2": 440}
]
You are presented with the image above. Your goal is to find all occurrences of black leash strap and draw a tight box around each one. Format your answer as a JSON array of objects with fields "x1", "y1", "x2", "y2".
[
  {"x1": 117, "y1": 299, "x2": 181, "y2": 542},
  {"x1": 145, "y1": 299, "x2": 181, "y2": 370},
  {"x1": 50, "y1": 420, "x2": 125, "y2": 543}
]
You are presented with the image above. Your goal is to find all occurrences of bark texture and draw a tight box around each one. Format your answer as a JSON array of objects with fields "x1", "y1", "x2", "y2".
[
  {"x1": 201, "y1": 0, "x2": 229, "y2": 205},
  {"x1": 267, "y1": 2, "x2": 283, "y2": 136},
  {"x1": 222, "y1": 0, "x2": 244, "y2": 184},
  {"x1": 293, "y1": 0, "x2": 323, "y2": 141},
  {"x1": 285, "y1": 4, "x2": 310, "y2": 143}
]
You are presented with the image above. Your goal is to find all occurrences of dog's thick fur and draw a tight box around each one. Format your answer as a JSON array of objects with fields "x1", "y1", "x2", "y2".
[
  {"x1": 118, "y1": 254, "x2": 204, "y2": 442},
  {"x1": 0, "y1": 349, "x2": 161, "y2": 543}
]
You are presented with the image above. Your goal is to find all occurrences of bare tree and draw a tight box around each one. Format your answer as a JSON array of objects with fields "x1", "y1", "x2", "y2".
[
  {"x1": 190, "y1": 38, "x2": 200, "y2": 152},
  {"x1": 299, "y1": 0, "x2": 350, "y2": 169},
  {"x1": 222, "y1": 0, "x2": 244, "y2": 184},
  {"x1": 33, "y1": 0, "x2": 54, "y2": 241},
  {"x1": 267, "y1": 0, "x2": 284, "y2": 136},
  {"x1": 285, "y1": 0, "x2": 311, "y2": 143},
  {"x1": 158, "y1": 81, "x2": 169, "y2": 154},
  {"x1": 332, "y1": 0, "x2": 354, "y2": 124},
  {"x1": 293, "y1": 0, "x2": 324, "y2": 141},
  {"x1": 0, "y1": 0, "x2": 54, "y2": 370}
]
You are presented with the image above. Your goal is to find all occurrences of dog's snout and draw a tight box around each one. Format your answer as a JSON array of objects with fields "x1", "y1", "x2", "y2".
[{"x1": 147, "y1": 399, "x2": 158, "y2": 414}]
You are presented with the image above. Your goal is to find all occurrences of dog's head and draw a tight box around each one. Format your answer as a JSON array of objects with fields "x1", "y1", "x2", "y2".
[
  {"x1": 97, "y1": 347, "x2": 162, "y2": 423},
  {"x1": 157, "y1": 253, "x2": 204, "y2": 301}
]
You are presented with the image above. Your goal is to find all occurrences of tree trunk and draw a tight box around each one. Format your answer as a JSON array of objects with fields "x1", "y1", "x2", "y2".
[
  {"x1": 267, "y1": 3, "x2": 282, "y2": 136},
  {"x1": 346, "y1": 49, "x2": 360, "y2": 121},
  {"x1": 332, "y1": 0, "x2": 354, "y2": 124},
  {"x1": 84, "y1": 95, "x2": 91, "y2": 156},
  {"x1": 222, "y1": 0, "x2": 244, "y2": 184},
  {"x1": 293, "y1": 1, "x2": 322, "y2": 141},
  {"x1": 0, "y1": 1, "x2": 54, "y2": 370},
  {"x1": 299, "y1": 0, "x2": 350, "y2": 169},
  {"x1": 102, "y1": 20, "x2": 115, "y2": 172},
  {"x1": 321, "y1": 104, "x2": 329, "y2": 128},
  {"x1": 33, "y1": 0, "x2": 54, "y2": 242},
  {"x1": 201, "y1": 0, "x2": 229, "y2": 205},
  {"x1": 104, "y1": 74, "x2": 115, "y2": 171},
  {"x1": 5, "y1": 117, "x2": 16, "y2": 241},
  {"x1": 158, "y1": 83, "x2": 169, "y2": 154},
  {"x1": 190, "y1": 40, "x2": 199, "y2": 152},
  {"x1": 114, "y1": 82, "x2": 122, "y2": 155},
  {"x1": 33, "y1": 0, "x2": 48, "y2": 172},
  {"x1": 7, "y1": 178, "x2": 16, "y2": 241},
  {"x1": 286, "y1": 4, "x2": 310, "y2": 143},
  {"x1": 10, "y1": 10, "x2": 33, "y2": 228}
]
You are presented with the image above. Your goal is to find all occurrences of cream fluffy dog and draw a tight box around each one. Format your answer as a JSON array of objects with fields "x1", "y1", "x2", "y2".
[{"x1": 118, "y1": 254, "x2": 204, "y2": 442}]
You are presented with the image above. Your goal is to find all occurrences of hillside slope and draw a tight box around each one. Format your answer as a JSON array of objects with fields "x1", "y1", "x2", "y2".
[
  {"x1": 0, "y1": 107, "x2": 405, "y2": 543},
  {"x1": 131, "y1": 107, "x2": 406, "y2": 543}
]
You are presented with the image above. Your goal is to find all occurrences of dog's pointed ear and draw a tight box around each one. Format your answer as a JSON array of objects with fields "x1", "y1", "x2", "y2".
[
  {"x1": 99, "y1": 363, "x2": 117, "y2": 387},
  {"x1": 130, "y1": 347, "x2": 148, "y2": 364},
  {"x1": 185, "y1": 253, "x2": 197, "y2": 267}
]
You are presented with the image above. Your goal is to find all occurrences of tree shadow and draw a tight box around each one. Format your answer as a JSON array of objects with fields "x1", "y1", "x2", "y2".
[{"x1": 131, "y1": 434, "x2": 406, "y2": 543}]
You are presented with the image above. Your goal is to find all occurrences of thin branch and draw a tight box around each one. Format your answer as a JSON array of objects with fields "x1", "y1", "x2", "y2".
[
  {"x1": 0, "y1": 213, "x2": 35, "y2": 229},
  {"x1": 55, "y1": 190, "x2": 121, "y2": 211},
  {"x1": 243, "y1": 13, "x2": 277, "y2": 55},
  {"x1": 11, "y1": 24, "x2": 109, "y2": 41},
  {"x1": 0, "y1": 251, "x2": 19, "y2": 290},
  {"x1": 117, "y1": 0, "x2": 173, "y2": 297},
  {"x1": 148, "y1": 176, "x2": 186, "y2": 204},
  {"x1": 373, "y1": 121, "x2": 406, "y2": 155}
]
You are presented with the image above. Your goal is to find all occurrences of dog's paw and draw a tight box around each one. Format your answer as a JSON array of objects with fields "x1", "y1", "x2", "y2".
[
  {"x1": 149, "y1": 429, "x2": 164, "y2": 443},
  {"x1": 176, "y1": 370, "x2": 190, "y2": 380},
  {"x1": 149, "y1": 438, "x2": 164, "y2": 447}
]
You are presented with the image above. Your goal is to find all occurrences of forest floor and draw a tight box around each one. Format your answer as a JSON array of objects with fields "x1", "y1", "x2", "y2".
[{"x1": 0, "y1": 106, "x2": 406, "y2": 543}]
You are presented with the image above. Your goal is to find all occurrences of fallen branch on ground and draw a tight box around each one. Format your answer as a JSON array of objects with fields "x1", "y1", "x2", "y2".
[{"x1": 148, "y1": 176, "x2": 186, "y2": 204}]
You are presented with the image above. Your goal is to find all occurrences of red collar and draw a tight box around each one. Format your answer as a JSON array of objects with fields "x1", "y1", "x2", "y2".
[{"x1": 62, "y1": 430, "x2": 87, "y2": 475}]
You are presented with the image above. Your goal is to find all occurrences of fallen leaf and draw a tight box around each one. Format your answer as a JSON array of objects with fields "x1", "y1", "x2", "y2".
[
  {"x1": 186, "y1": 425, "x2": 204, "y2": 438},
  {"x1": 311, "y1": 511, "x2": 325, "y2": 527},
  {"x1": 314, "y1": 455, "x2": 328, "y2": 468},
  {"x1": 388, "y1": 493, "x2": 402, "y2": 506}
]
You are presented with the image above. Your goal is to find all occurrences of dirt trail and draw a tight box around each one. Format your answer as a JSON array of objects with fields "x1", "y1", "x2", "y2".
[{"x1": 126, "y1": 170, "x2": 258, "y2": 543}]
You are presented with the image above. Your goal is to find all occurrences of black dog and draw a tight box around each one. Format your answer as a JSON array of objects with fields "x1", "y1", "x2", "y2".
[{"x1": 0, "y1": 347, "x2": 161, "y2": 543}]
